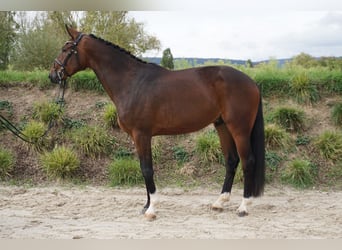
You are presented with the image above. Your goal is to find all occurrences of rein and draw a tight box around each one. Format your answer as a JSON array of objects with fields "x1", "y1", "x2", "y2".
[
  {"x1": 0, "y1": 79, "x2": 67, "y2": 144},
  {"x1": 1, "y1": 34, "x2": 84, "y2": 144}
]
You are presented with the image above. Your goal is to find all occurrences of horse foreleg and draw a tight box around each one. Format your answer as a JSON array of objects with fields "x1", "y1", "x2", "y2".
[
  {"x1": 132, "y1": 131, "x2": 157, "y2": 220},
  {"x1": 212, "y1": 120, "x2": 240, "y2": 211}
]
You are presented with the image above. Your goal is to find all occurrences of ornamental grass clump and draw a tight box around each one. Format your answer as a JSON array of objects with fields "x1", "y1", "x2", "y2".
[
  {"x1": 21, "y1": 120, "x2": 49, "y2": 152},
  {"x1": 271, "y1": 106, "x2": 306, "y2": 132},
  {"x1": 290, "y1": 72, "x2": 319, "y2": 104},
  {"x1": 264, "y1": 124, "x2": 291, "y2": 149},
  {"x1": 314, "y1": 131, "x2": 342, "y2": 162},
  {"x1": 0, "y1": 147, "x2": 15, "y2": 179},
  {"x1": 40, "y1": 146, "x2": 80, "y2": 179},
  {"x1": 108, "y1": 157, "x2": 144, "y2": 186},
  {"x1": 281, "y1": 159, "x2": 317, "y2": 188},
  {"x1": 71, "y1": 125, "x2": 113, "y2": 158},
  {"x1": 33, "y1": 101, "x2": 64, "y2": 124},
  {"x1": 195, "y1": 129, "x2": 223, "y2": 164},
  {"x1": 103, "y1": 103, "x2": 118, "y2": 128},
  {"x1": 331, "y1": 102, "x2": 342, "y2": 127}
]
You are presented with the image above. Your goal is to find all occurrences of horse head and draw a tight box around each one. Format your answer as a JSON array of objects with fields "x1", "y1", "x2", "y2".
[{"x1": 49, "y1": 25, "x2": 86, "y2": 84}]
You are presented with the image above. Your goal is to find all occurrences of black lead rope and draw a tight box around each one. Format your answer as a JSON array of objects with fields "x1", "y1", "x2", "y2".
[{"x1": 0, "y1": 79, "x2": 67, "y2": 144}]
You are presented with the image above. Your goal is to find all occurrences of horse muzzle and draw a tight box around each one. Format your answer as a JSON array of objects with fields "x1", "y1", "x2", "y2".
[{"x1": 49, "y1": 71, "x2": 60, "y2": 84}]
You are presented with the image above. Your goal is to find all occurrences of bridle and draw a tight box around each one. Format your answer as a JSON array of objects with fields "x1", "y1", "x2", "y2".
[{"x1": 54, "y1": 33, "x2": 84, "y2": 84}]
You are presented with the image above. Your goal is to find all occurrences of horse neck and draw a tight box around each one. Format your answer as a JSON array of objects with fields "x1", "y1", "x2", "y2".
[{"x1": 83, "y1": 39, "x2": 147, "y2": 104}]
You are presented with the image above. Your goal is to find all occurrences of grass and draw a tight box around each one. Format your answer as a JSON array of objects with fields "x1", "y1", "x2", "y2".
[
  {"x1": 314, "y1": 131, "x2": 342, "y2": 162},
  {"x1": 70, "y1": 125, "x2": 114, "y2": 158},
  {"x1": 265, "y1": 151, "x2": 283, "y2": 183},
  {"x1": 264, "y1": 124, "x2": 291, "y2": 149},
  {"x1": 40, "y1": 146, "x2": 80, "y2": 179},
  {"x1": 0, "y1": 147, "x2": 15, "y2": 179},
  {"x1": 290, "y1": 72, "x2": 319, "y2": 104},
  {"x1": 33, "y1": 101, "x2": 64, "y2": 124},
  {"x1": 281, "y1": 159, "x2": 317, "y2": 188},
  {"x1": 195, "y1": 129, "x2": 223, "y2": 165},
  {"x1": 331, "y1": 102, "x2": 342, "y2": 127},
  {"x1": 103, "y1": 103, "x2": 118, "y2": 128},
  {"x1": 108, "y1": 157, "x2": 144, "y2": 186},
  {"x1": 270, "y1": 106, "x2": 306, "y2": 132},
  {"x1": 21, "y1": 120, "x2": 49, "y2": 152}
]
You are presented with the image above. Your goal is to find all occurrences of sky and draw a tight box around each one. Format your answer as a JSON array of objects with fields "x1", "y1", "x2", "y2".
[{"x1": 128, "y1": 4, "x2": 342, "y2": 61}]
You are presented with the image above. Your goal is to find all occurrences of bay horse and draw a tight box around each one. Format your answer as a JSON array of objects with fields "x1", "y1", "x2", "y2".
[{"x1": 49, "y1": 26, "x2": 265, "y2": 219}]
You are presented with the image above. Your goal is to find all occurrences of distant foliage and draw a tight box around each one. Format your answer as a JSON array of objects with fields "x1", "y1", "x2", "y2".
[{"x1": 161, "y1": 48, "x2": 174, "y2": 70}]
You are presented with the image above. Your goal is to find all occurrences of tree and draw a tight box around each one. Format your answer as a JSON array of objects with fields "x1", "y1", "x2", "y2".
[
  {"x1": 160, "y1": 48, "x2": 174, "y2": 69},
  {"x1": 11, "y1": 11, "x2": 161, "y2": 70},
  {"x1": 80, "y1": 11, "x2": 160, "y2": 56},
  {"x1": 11, "y1": 12, "x2": 65, "y2": 70},
  {"x1": 291, "y1": 52, "x2": 319, "y2": 68},
  {"x1": 0, "y1": 11, "x2": 18, "y2": 70}
]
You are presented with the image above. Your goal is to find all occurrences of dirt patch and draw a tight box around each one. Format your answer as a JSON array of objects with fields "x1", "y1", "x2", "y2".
[{"x1": 0, "y1": 185, "x2": 341, "y2": 239}]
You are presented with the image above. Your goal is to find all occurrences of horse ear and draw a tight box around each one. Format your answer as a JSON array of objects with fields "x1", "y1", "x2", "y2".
[{"x1": 65, "y1": 24, "x2": 78, "y2": 40}]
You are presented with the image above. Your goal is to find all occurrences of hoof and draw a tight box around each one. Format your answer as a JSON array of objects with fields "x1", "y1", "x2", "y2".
[
  {"x1": 237, "y1": 211, "x2": 248, "y2": 217},
  {"x1": 141, "y1": 207, "x2": 148, "y2": 215},
  {"x1": 144, "y1": 213, "x2": 157, "y2": 221}
]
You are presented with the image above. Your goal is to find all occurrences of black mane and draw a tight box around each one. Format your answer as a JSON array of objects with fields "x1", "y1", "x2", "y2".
[{"x1": 89, "y1": 34, "x2": 149, "y2": 64}]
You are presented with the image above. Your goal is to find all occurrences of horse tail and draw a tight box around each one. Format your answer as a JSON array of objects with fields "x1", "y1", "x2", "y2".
[{"x1": 250, "y1": 96, "x2": 265, "y2": 197}]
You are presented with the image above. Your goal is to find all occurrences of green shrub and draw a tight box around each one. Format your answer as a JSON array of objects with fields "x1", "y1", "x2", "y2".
[
  {"x1": 0, "y1": 147, "x2": 15, "y2": 179},
  {"x1": 271, "y1": 106, "x2": 306, "y2": 132},
  {"x1": 331, "y1": 103, "x2": 342, "y2": 127},
  {"x1": 108, "y1": 157, "x2": 144, "y2": 186},
  {"x1": 195, "y1": 130, "x2": 223, "y2": 164},
  {"x1": 71, "y1": 125, "x2": 114, "y2": 158},
  {"x1": 281, "y1": 159, "x2": 317, "y2": 188},
  {"x1": 33, "y1": 101, "x2": 64, "y2": 124},
  {"x1": 21, "y1": 120, "x2": 49, "y2": 151},
  {"x1": 295, "y1": 135, "x2": 311, "y2": 146},
  {"x1": 103, "y1": 103, "x2": 118, "y2": 128},
  {"x1": 264, "y1": 124, "x2": 291, "y2": 149},
  {"x1": 40, "y1": 146, "x2": 80, "y2": 179},
  {"x1": 290, "y1": 72, "x2": 319, "y2": 104},
  {"x1": 314, "y1": 131, "x2": 342, "y2": 162},
  {"x1": 173, "y1": 145, "x2": 190, "y2": 164},
  {"x1": 265, "y1": 151, "x2": 282, "y2": 183}
]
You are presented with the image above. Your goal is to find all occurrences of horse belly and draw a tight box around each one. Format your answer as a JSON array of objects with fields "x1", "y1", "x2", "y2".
[{"x1": 153, "y1": 98, "x2": 220, "y2": 135}]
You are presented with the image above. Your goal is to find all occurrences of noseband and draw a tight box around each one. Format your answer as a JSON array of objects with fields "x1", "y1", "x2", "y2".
[{"x1": 54, "y1": 33, "x2": 84, "y2": 83}]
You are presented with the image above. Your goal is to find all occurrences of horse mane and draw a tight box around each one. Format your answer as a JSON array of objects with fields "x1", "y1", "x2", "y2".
[{"x1": 89, "y1": 34, "x2": 149, "y2": 65}]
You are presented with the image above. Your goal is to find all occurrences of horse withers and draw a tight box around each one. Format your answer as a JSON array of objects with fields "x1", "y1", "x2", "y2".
[{"x1": 49, "y1": 26, "x2": 265, "y2": 219}]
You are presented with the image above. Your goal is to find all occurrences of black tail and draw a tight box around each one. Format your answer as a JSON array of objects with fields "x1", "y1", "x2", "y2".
[{"x1": 250, "y1": 97, "x2": 265, "y2": 197}]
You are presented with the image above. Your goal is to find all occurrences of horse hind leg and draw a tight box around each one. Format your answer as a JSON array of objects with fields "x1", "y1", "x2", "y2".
[
  {"x1": 233, "y1": 135, "x2": 256, "y2": 216},
  {"x1": 211, "y1": 117, "x2": 240, "y2": 211}
]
